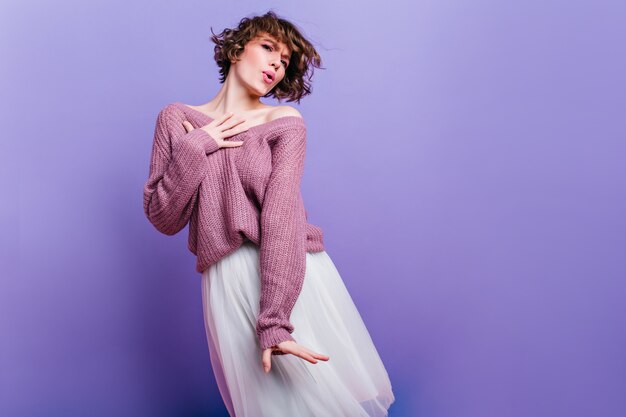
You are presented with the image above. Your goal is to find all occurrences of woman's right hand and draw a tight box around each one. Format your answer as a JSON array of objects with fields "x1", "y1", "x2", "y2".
[
  {"x1": 262, "y1": 340, "x2": 330, "y2": 373},
  {"x1": 182, "y1": 112, "x2": 247, "y2": 148}
]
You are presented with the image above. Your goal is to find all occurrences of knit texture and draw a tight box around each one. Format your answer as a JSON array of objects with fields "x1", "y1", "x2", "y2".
[{"x1": 143, "y1": 102, "x2": 325, "y2": 353}]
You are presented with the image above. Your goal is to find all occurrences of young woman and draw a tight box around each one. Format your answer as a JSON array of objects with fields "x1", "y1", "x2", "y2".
[{"x1": 143, "y1": 11, "x2": 395, "y2": 417}]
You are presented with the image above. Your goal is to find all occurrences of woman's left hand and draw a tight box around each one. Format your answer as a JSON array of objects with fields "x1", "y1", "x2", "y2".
[{"x1": 262, "y1": 340, "x2": 330, "y2": 373}]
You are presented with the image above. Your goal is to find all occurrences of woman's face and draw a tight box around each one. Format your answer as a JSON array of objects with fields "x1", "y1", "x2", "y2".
[{"x1": 230, "y1": 33, "x2": 292, "y2": 97}]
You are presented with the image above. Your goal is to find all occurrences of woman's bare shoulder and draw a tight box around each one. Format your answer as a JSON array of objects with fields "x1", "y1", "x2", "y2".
[{"x1": 267, "y1": 105, "x2": 303, "y2": 121}]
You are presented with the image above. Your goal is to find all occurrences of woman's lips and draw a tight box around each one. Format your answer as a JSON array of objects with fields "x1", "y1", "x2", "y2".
[{"x1": 262, "y1": 71, "x2": 274, "y2": 84}]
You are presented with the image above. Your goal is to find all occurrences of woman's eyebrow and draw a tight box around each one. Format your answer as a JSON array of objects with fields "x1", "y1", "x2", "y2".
[{"x1": 261, "y1": 37, "x2": 291, "y2": 60}]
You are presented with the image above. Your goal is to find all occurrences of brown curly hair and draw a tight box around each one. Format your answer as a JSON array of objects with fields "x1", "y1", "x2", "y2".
[{"x1": 209, "y1": 10, "x2": 324, "y2": 103}]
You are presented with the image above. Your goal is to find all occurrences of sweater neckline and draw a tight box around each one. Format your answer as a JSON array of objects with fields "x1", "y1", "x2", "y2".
[{"x1": 173, "y1": 102, "x2": 304, "y2": 131}]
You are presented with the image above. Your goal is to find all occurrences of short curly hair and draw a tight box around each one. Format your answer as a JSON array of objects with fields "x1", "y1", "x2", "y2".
[{"x1": 209, "y1": 11, "x2": 324, "y2": 103}]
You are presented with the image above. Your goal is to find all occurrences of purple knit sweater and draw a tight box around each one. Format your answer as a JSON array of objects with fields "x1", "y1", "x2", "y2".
[{"x1": 143, "y1": 102, "x2": 325, "y2": 352}]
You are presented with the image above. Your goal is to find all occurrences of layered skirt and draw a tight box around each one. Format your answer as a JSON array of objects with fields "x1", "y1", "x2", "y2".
[{"x1": 201, "y1": 241, "x2": 395, "y2": 416}]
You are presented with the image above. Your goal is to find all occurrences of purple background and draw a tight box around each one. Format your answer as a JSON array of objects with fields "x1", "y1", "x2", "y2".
[{"x1": 3, "y1": 0, "x2": 625, "y2": 416}]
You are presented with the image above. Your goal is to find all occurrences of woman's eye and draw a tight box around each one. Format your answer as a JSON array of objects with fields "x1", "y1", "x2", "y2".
[{"x1": 263, "y1": 44, "x2": 287, "y2": 67}]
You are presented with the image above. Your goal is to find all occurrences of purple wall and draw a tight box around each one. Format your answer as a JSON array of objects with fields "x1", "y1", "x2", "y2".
[{"x1": 2, "y1": 0, "x2": 625, "y2": 416}]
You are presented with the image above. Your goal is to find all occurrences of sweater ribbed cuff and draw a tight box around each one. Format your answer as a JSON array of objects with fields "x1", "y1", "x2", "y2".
[
  {"x1": 186, "y1": 128, "x2": 220, "y2": 155},
  {"x1": 202, "y1": 133, "x2": 220, "y2": 154},
  {"x1": 258, "y1": 326, "x2": 295, "y2": 351},
  {"x1": 306, "y1": 224, "x2": 325, "y2": 251}
]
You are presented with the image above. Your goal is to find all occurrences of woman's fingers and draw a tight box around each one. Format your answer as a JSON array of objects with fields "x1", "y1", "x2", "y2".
[
  {"x1": 301, "y1": 352, "x2": 318, "y2": 364},
  {"x1": 215, "y1": 112, "x2": 235, "y2": 125},
  {"x1": 299, "y1": 344, "x2": 327, "y2": 357},
  {"x1": 307, "y1": 349, "x2": 330, "y2": 361},
  {"x1": 262, "y1": 348, "x2": 272, "y2": 373},
  {"x1": 298, "y1": 346, "x2": 330, "y2": 362},
  {"x1": 201, "y1": 113, "x2": 248, "y2": 144},
  {"x1": 269, "y1": 341, "x2": 330, "y2": 367},
  {"x1": 214, "y1": 113, "x2": 246, "y2": 131},
  {"x1": 182, "y1": 120, "x2": 194, "y2": 132},
  {"x1": 294, "y1": 347, "x2": 322, "y2": 364},
  {"x1": 198, "y1": 125, "x2": 245, "y2": 148},
  {"x1": 221, "y1": 124, "x2": 249, "y2": 139},
  {"x1": 220, "y1": 140, "x2": 245, "y2": 148}
]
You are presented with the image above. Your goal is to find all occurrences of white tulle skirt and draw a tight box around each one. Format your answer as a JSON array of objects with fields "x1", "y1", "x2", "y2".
[{"x1": 201, "y1": 240, "x2": 395, "y2": 417}]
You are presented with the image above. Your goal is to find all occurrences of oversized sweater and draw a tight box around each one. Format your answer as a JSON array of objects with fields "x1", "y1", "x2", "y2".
[{"x1": 143, "y1": 102, "x2": 325, "y2": 352}]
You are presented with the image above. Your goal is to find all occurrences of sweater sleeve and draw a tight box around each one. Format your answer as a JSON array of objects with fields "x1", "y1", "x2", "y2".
[
  {"x1": 255, "y1": 122, "x2": 308, "y2": 353},
  {"x1": 143, "y1": 106, "x2": 221, "y2": 236}
]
